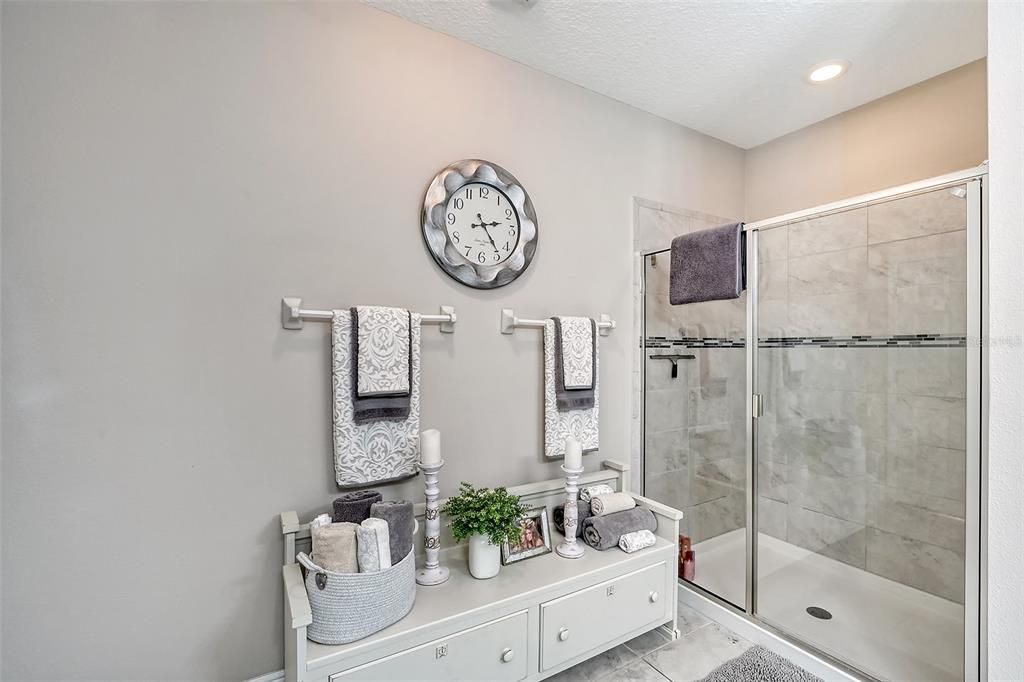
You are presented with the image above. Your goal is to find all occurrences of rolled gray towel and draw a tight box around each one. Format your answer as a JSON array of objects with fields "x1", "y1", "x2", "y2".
[
  {"x1": 333, "y1": 489, "x2": 382, "y2": 524},
  {"x1": 311, "y1": 521, "x2": 359, "y2": 573},
  {"x1": 553, "y1": 501, "x2": 592, "y2": 538},
  {"x1": 582, "y1": 507, "x2": 658, "y2": 551},
  {"x1": 356, "y1": 517, "x2": 392, "y2": 573},
  {"x1": 370, "y1": 500, "x2": 414, "y2": 565}
]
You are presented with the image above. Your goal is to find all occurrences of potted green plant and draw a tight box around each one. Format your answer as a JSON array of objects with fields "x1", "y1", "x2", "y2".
[{"x1": 441, "y1": 482, "x2": 529, "y2": 579}]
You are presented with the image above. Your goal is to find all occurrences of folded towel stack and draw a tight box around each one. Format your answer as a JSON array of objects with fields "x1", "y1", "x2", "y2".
[
  {"x1": 553, "y1": 501, "x2": 593, "y2": 538},
  {"x1": 311, "y1": 520, "x2": 359, "y2": 573},
  {"x1": 356, "y1": 517, "x2": 392, "y2": 573},
  {"x1": 590, "y1": 492, "x2": 636, "y2": 516},
  {"x1": 331, "y1": 309, "x2": 422, "y2": 488},
  {"x1": 618, "y1": 529, "x2": 657, "y2": 553},
  {"x1": 543, "y1": 319, "x2": 599, "y2": 459},
  {"x1": 579, "y1": 484, "x2": 614, "y2": 503},
  {"x1": 582, "y1": 507, "x2": 658, "y2": 551},
  {"x1": 370, "y1": 500, "x2": 415, "y2": 565},
  {"x1": 553, "y1": 317, "x2": 597, "y2": 411},
  {"x1": 351, "y1": 306, "x2": 413, "y2": 423},
  {"x1": 333, "y1": 489, "x2": 383, "y2": 524}
]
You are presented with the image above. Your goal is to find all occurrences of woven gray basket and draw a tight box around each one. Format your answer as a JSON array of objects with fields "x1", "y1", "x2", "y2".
[{"x1": 297, "y1": 548, "x2": 416, "y2": 645}]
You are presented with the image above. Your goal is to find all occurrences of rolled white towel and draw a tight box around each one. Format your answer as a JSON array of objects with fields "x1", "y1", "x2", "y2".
[
  {"x1": 590, "y1": 492, "x2": 637, "y2": 516},
  {"x1": 356, "y1": 517, "x2": 392, "y2": 573},
  {"x1": 619, "y1": 529, "x2": 657, "y2": 553},
  {"x1": 580, "y1": 484, "x2": 614, "y2": 503}
]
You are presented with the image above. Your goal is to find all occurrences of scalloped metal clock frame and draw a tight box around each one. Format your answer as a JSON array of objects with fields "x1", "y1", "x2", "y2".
[{"x1": 421, "y1": 159, "x2": 538, "y2": 289}]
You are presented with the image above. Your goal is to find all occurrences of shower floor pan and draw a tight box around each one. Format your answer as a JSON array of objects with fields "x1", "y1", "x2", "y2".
[{"x1": 689, "y1": 528, "x2": 962, "y2": 682}]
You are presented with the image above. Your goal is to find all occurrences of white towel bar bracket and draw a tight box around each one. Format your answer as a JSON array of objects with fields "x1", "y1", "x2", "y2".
[
  {"x1": 281, "y1": 298, "x2": 457, "y2": 333},
  {"x1": 500, "y1": 308, "x2": 615, "y2": 336}
]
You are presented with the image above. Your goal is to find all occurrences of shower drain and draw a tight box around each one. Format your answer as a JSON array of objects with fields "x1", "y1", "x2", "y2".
[{"x1": 806, "y1": 606, "x2": 833, "y2": 620}]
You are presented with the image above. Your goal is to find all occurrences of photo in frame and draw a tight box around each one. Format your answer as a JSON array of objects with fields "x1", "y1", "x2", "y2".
[{"x1": 501, "y1": 506, "x2": 553, "y2": 564}]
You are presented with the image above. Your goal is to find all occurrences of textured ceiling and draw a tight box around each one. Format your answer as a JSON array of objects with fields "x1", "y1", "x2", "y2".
[{"x1": 363, "y1": 0, "x2": 987, "y2": 149}]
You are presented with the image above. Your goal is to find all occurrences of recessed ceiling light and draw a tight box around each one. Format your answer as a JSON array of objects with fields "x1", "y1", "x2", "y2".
[{"x1": 806, "y1": 60, "x2": 850, "y2": 84}]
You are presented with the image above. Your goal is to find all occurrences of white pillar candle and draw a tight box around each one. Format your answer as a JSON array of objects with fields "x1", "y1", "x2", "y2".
[
  {"x1": 421, "y1": 429, "x2": 442, "y2": 465},
  {"x1": 564, "y1": 437, "x2": 583, "y2": 470}
]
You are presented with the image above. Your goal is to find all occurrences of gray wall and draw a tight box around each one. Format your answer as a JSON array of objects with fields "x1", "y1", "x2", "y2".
[{"x1": 0, "y1": 2, "x2": 744, "y2": 679}]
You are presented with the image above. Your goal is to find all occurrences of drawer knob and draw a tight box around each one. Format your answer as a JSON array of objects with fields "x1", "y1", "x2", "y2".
[
  {"x1": 558, "y1": 627, "x2": 570, "y2": 642},
  {"x1": 501, "y1": 648, "x2": 514, "y2": 663},
  {"x1": 649, "y1": 591, "x2": 659, "y2": 604}
]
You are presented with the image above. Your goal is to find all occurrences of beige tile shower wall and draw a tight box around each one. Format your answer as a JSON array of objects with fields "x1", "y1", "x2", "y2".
[{"x1": 758, "y1": 187, "x2": 968, "y2": 603}]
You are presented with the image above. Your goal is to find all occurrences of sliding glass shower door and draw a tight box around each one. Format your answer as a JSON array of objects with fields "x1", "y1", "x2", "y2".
[{"x1": 751, "y1": 183, "x2": 978, "y2": 682}]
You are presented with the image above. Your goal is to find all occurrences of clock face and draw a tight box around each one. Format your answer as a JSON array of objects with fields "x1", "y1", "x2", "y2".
[
  {"x1": 422, "y1": 159, "x2": 538, "y2": 289},
  {"x1": 443, "y1": 182, "x2": 521, "y2": 266}
]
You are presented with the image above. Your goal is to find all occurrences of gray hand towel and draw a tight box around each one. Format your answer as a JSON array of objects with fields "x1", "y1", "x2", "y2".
[
  {"x1": 669, "y1": 222, "x2": 745, "y2": 305},
  {"x1": 311, "y1": 521, "x2": 359, "y2": 573},
  {"x1": 356, "y1": 517, "x2": 392, "y2": 573},
  {"x1": 553, "y1": 501, "x2": 593, "y2": 538},
  {"x1": 370, "y1": 500, "x2": 415, "y2": 565},
  {"x1": 553, "y1": 317, "x2": 597, "y2": 411},
  {"x1": 333, "y1": 489, "x2": 383, "y2": 524},
  {"x1": 350, "y1": 308, "x2": 413, "y2": 423},
  {"x1": 581, "y1": 507, "x2": 658, "y2": 551}
]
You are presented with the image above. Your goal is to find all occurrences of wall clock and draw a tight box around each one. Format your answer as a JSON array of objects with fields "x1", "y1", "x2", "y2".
[{"x1": 422, "y1": 159, "x2": 538, "y2": 289}]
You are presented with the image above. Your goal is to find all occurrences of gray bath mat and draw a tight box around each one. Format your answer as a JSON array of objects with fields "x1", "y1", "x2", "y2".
[{"x1": 697, "y1": 645, "x2": 823, "y2": 682}]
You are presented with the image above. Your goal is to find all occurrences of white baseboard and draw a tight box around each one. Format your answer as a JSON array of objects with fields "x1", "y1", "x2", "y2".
[
  {"x1": 678, "y1": 585, "x2": 863, "y2": 682},
  {"x1": 245, "y1": 669, "x2": 284, "y2": 682}
]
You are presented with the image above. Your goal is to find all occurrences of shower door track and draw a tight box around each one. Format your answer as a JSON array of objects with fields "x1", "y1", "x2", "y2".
[{"x1": 647, "y1": 162, "x2": 988, "y2": 682}]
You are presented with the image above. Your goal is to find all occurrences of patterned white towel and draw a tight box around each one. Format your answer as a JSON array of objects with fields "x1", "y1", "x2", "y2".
[
  {"x1": 579, "y1": 484, "x2": 614, "y2": 503},
  {"x1": 557, "y1": 316, "x2": 594, "y2": 389},
  {"x1": 332, "y1": 311, "x2": 420, "y2": 487},
  {"x1": 544, "y1": 320, "x2": 599, "y2": 459},
  {"x1": 619, "y1": 529, "x2": 657, "y2": 553},
  {"x1": 354, "y1": 306, "x2": 411, "y2": 397}
]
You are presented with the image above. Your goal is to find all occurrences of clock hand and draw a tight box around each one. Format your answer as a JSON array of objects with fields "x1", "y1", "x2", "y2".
[{"x1": 476, "y1": 213, "x2": 499, "y2": 252}]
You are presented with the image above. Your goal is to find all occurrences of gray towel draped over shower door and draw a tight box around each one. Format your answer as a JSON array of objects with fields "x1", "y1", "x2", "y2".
[{"x1": 669, "y1": 222, "x2": 745, "y2": 305}]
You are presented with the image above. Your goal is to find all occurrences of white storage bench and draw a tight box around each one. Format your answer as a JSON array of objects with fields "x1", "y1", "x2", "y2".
[{"x1": 280, "y1": 460, "x2": 683, "y2": 682}]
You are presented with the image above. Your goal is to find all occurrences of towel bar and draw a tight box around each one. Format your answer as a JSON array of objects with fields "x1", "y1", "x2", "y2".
[
  {"x1": 281, "y1": 298, "x2": 456, "y2": 333},
  {"x1": 500, "y1": 308, "x2": 615, "y2": 336}
]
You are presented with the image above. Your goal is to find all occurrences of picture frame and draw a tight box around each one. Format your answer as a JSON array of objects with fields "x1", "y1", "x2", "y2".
[{"x1": 501, "y1": 506, "x2": 553, "y2": 564}]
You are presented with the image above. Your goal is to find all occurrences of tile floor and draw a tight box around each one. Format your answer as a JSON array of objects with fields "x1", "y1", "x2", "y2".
[{"x1": 548, "y1": 597, "x2": 754, "y2": 681}]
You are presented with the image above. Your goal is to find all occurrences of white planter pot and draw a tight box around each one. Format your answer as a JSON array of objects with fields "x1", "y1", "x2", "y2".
[{"x1": 468, "y1": 534, "x2": 501, "y2": 579}]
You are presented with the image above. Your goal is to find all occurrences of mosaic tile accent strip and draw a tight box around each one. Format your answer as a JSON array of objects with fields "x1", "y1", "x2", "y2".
[{"x1": 644, "y1": 334, "x2": 967, "y2": 349}]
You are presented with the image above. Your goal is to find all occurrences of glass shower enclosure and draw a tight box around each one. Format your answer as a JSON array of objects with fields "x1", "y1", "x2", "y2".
[{"x1": 641, "y1": 168, "x2": 984, "y2": 682}]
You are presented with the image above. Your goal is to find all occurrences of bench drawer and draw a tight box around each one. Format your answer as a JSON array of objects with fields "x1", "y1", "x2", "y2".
[
  {"x1": 540, "y1": 561, "x2": 669, "y2": 671},
  {"x1": 330, "y1": 610, "x2": 529, "y2": 682}
]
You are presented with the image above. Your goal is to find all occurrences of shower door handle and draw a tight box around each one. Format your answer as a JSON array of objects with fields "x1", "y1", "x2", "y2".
[{"x1": 752, "y1": 393, "x2": 764, "y2": 418}]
